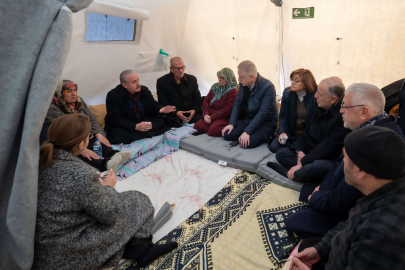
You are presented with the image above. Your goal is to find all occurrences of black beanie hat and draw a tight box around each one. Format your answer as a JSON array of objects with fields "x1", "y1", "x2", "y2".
[{"x1": 344, "y1": 126, "x2": 405, "y2": 180}]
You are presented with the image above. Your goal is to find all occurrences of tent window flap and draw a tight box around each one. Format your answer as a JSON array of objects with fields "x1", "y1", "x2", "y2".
[{"x1": 85, "y1": 13, "x2": 136, "y2": 42}]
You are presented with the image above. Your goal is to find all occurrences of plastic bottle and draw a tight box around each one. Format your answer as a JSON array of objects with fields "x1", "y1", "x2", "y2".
[{"x1": 93, "y1": 139, "x2": 103, "y2": 158}]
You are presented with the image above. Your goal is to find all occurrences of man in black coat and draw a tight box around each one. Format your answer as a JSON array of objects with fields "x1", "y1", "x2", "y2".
[
  {"x1": 104, "y1": 70, "x2": 176, "y2": 144},
  {"x1": 156, "y1": 57, "x2": 202, "y2": 127},
  {"x1": 290, "y1": 126, "x2": 405, "y2": 270},
  {"x1": 268, "y1": 77, "x2": 351, "y2": 184},
  {"x1": 284, "y1": 83, "x2": 405, "y2": 239}
]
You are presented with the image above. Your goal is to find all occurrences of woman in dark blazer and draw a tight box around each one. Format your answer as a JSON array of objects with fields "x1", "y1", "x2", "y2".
[
  {"x1": 398, "y1": 79, "x2": 405, "y2": 133},
  {"x1": 269, "y1": 68, "x2": 318, "y2": 153},
  {"x1": 105, "y1": 71, "x2": 175, "y2": 144}
]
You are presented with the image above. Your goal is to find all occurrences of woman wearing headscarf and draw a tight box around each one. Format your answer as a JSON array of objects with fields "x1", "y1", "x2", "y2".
[
  {"x1": 34, "y1": 114, "x2": 177, "y2": 270},
  {"x1": 268, "y1": 68, "x2": 318, "y2": 153},
  {"x1": 45, "y1": 80, "x2": 130, "y2": 172},
  {"x1": 194, "y1": 68, "x2": 238, "y2": 137}
]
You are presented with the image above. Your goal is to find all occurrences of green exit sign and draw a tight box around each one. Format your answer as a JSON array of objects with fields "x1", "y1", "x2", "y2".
[{"x1": 292, "y1": 7, "x2": 315, "y2": 19}]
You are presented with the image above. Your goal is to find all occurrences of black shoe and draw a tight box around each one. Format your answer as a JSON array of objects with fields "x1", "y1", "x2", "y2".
[
  {"x1": 266, "y1": 162, "x2": 288, "y2": 178},
  {"x1": 136, "y1": 242, "x2": 178, "y2": 268}
]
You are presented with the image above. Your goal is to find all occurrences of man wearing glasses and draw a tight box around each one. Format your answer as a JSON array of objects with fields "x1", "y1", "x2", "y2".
[
  {"x1": 284, "y1": 83, "x2": 405, "y2": 239},
  {"x1": 156, "y1": 57, "x2": 202, "y2": 127}
]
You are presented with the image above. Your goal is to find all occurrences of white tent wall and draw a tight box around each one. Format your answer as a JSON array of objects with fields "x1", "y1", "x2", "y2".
[
  {"x1": 61, "y1": 0, "x2": 281, "y2": 105},
  {"x1": 61, "y1": 0, "x2": 405, "y2": 105},
  {"x1": 61, "y1": 0, "x2": 191, "y2": 105},
  {"x1": 180, "y1": 0, "x2": 280, "y2": 96},
  {"x1": 280, "y1": 0, "x2": 405, "y2": 90}
]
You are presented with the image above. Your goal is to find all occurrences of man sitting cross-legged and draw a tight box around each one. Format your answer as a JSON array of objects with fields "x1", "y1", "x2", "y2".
[
  {"x1": 105, "y1": 70, "x2": 176, "y2": 144},
  {"x1": 268, "y1": 77, "x2": 351, "y2": 184},
  {"x1": 284, "y1": 83, "x2": 405, "y2": 239},
  {"x1": 156, "y1": 57, "x2": 202, "y2": 127},
  {"x1": 222, "y1": 60, "x2": 278, "y2": 148},
  {"x1": 289, "y1": 126, "x2": 405, "y2": 270}
]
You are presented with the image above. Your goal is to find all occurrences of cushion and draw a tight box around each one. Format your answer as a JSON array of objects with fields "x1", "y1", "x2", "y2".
[
  {"x1": 88, "y1": 104, "x2": 107, "y2": 129},
  {"x1": 203, "y1": 140, "x2": 271, "y2": 172},
  {"x1": 256, "y1": 154, "x2": 303, "y2": 191},
  {"x1": 179, "y1": 133, "x2": 223, "y2": 156}
]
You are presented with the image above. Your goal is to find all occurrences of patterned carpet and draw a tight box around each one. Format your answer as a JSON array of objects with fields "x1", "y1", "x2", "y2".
[{"x1": 117, "y1": 172, "x2": 308, "y2": 270}]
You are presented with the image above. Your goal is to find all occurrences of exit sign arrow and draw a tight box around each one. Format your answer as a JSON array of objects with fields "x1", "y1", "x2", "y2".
[{"x1": 293, "y1": 9, "x2": 300, "y2": 16}]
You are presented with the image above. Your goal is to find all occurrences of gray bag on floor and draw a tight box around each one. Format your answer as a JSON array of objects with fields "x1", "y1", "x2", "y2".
[{"x1": 151, "y1": 202, "x2": 173, "y2": 235}]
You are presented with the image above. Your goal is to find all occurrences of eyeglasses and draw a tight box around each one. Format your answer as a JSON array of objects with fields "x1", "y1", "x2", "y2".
[
  {"x1": 171, "y1": 66, "x2": 186, "y2": 71},
  {"x1": 218, "y1": 76, "x2": 225, "y2": 80},
  {"x1": 290, "y1": 79, "x2": 302, "y2": 84},
  {"x1": 341, "y1": 103, "x2": 364, "y2": 110},
  {"x1": 89, "y1": 134, "x2": 94, "y2": 139}
]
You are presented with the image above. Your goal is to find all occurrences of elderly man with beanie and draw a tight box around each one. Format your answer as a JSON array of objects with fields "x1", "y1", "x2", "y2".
[
  {"x1": 285, "y1": 83, "x2": 405, "y2": 238},
  {"x1": 290, "y1": 126, "x2": 405, "y2": 270}
]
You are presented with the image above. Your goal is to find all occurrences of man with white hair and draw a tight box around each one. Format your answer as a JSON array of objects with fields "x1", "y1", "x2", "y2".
[
  {"x1": 289, "y1": 126, "x2": 405, "y2": 270},
  {"x1": 105, "y1": 70, "x2": 176, "y2": 144},
  {"x1": 268, "y1": 77, "x2": 351, "y2": 184},
  {"x1": 222, "y1": 60, "x2": 278, "y2": 148},
  {"x1": 284, "y1": 83, "x2": 405, "y2": 239}
]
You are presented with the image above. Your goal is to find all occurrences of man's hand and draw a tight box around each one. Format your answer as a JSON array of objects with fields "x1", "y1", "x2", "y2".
[
  {"x1": 239, "y1": 132, "x2": 250, "y2": 148},
  {"x1": 278, "y1": 133, "x2": 288, "y2": 144},
  {"x1": 82, "y1": 149, "x2": 100, "y2": 161},
  {"x1": 99, "y1": 168, "x2": 117, "y2": 187},
  {"x1": 159, "y1": 105, "x2": 176, "y2": 114},
  {"x1": 135, "y1": 121, "x2": 152, "y2": 132},
  {"x1": 289, "y1": 247, "x2": 321, "y2": 270},
  {"x1": 204, "y1": 115, "x2": 212, "y2": 124},
  {"x1": 222, "y1": 124, "x2": 234, "y2": 137},
  {"x1": 185, "y1": 110, "x2": 196, "y2": 122},
  {"x1": 308, "y1": 185, "x2": 320, "y2": 202},
  {"x1": 176, "y1": 111, "x2": 188, "y2": 121},
  {"x1": 297, "y1": 151, "x2": 306, "y2": 165},
  {"x1": 287, "y1": 164, "x2": 302, "y2": 180},
  {"x1": 95, "y1": 133, "x2": 111, "y2": 147}
]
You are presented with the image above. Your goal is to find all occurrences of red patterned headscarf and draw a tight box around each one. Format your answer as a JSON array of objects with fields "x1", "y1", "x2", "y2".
[{"x1": 53, "y1": 80, "x2": 82, "y2": 113}]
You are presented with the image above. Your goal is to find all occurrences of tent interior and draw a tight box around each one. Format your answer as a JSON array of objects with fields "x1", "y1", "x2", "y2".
[{"x1": 1, "y1": 0, "x2": 405, "y2": 269}]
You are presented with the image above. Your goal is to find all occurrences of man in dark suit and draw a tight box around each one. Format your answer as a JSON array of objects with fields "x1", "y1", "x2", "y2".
[
  {"x1": 156, "y1": 57, "x2": 202, "y2": 127},
  {"x1": 290, "y1": 126, "x2": 405, "y2": 270},
  {"x1": 268, "y1": 77, "x2": 351, "y2": 184},
  {"x1": 284, "y1": 83, "x2": 405, "y2": 239},
  {"x1": 104, "y1": 70, "x2": 175, "y2": 144}
]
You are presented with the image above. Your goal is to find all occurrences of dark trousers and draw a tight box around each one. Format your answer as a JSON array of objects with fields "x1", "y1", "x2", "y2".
[
  {"x1": 131, "y1": 117, "x2": 170, "y2": 142},
  {"x1": 275, "y1": 147, "x2": 334, "y2": 184},
  {"x1": 78, "y1": 138, "x2": 118, "y2": 171},
  {"x1": 165, "y1": 113, "x2": 202, "y2": 128},
  {"x1": 223, "y1": 120, "x2": 274, "y2": 149},
  {"x1": 285, "y1": 208, "x2": 344, "y2": 239},
  {"x1": 269, "y1": 133, "x2": 301, "y2": 153},
  {"x1": 298, "y1": 237, "x2": 326, "y2": 270}
]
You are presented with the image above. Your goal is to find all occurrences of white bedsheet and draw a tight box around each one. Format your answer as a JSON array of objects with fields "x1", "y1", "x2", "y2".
[{"x1": 115, "y1": 149, "x2": 241, "y2": 242}]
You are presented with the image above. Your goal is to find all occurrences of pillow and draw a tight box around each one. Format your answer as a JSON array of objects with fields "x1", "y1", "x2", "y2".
[{"x1": 88, "y1": 104, "x2": 107, "y2": 129}]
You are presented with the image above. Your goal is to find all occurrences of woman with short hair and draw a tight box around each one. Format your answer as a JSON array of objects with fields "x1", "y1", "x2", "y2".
[
  {"x1": 34, "y1": 114, "x2": 177, "y2": 270},
  {"x1": 269, "y1": 68, "x2": 318, "y2": 152},
  {"x1": 45, "y1": 79, "x2": 129, "y2": 171},
  {"x1": 194, "y1": 67, "x2": 238, "y2": 136}
]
